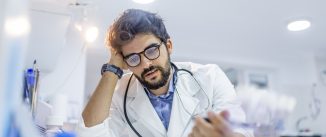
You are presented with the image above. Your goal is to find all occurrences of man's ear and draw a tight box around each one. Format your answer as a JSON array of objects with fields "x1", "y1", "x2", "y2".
[{"x1": 165, "y1": 39, "x2": 173, "y2": 55}]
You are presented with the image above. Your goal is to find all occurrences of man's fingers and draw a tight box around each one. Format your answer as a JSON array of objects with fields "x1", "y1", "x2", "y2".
[
  {"x1": 207, "y1": 111, "x2": 232, "y2": 135},
  {"x1": 109, "y1": 47, "x2": 118, "y2": 55},
  {"x1": 188, "y1": 132, "x2": 194, "y2": 137},
  {"x1": 107, "y1": 47, "x2": 127, "y2": 69},
  {"x1": 194, "y1": 117, "x2": 219, "y2": 137},
  {"x1": 220, "y1": 110, "x2": 230, "y2": 120},
  {"x1": 192, "y1": 125, "x2": 203, "y2": 137},
  {"x1": 194, "y1": 118, "x2": 206, "y2": 135}
]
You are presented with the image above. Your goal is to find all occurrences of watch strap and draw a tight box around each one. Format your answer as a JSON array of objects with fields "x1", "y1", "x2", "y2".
[{"x1": 101, "y1": 64, "x2": 123, "y2": 79}]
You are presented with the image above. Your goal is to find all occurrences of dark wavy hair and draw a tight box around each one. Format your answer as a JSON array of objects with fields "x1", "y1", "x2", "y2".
[{"x1": 106, "y1": 9, "x2": 170, "y2": 52}]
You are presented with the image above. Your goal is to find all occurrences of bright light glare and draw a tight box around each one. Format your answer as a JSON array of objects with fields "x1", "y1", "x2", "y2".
[
  {"x1": 75, "y1": 24, "x2": 83, "y2": 31},
  {"x1": 4, "y1": 16, "x2": 31, "y2": 36},
  {"x1": 85, "y1": 26, "x2": 99, "y2": 43},
  {"x1": 133, "y1": 0, "x2": 155, "y2": 4},
  {"x1": 287, "y1": 20, "x2": 311, "y2": 31}
]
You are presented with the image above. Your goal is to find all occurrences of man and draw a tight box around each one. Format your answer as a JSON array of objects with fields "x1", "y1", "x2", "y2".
[{"x1": 78, "y1": 9, "x2": 253, "y2": 137}]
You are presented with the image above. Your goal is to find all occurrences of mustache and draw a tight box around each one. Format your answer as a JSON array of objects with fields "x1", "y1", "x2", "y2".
[{"x1": 141, "y1": 66, "x2": 159, "y2": 78}]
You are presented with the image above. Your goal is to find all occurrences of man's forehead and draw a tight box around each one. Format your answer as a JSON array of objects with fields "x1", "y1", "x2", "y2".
[{"x1": 121, "y1": 34, "x2": 160, "y2": 54}]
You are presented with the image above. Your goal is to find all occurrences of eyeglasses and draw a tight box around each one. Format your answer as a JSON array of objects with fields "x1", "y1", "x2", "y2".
[{"x1": 123, "y1": 41, "x2": 163, "y2": 67}]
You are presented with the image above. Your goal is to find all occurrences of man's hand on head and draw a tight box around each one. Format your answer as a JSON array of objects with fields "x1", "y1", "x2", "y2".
[{"x1": 108, "y1": 47, "x2": 127, "y2": 70}]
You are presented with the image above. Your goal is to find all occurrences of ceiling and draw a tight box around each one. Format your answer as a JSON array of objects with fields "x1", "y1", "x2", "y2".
[
  {"x1": 29, "y1": 0, "x2": 326, "y2": 60},
  {"x1": 83, "y1": 0, "x2": 326, "y2": 60}
]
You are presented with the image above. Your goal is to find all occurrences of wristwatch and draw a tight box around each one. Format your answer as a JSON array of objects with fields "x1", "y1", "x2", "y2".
[{"x1": 101, "y1": 63, "x2": 123, "y2": 79}]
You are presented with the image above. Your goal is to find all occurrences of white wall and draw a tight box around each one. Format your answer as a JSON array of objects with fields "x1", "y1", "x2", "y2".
[
  {"x1": 26, "y1": 8, "x2": 86, "y2": 123},
  {"x1": 84, "y1": 46, "x2": 109, "y2": 102},
  {"x1": 0, "y1": 0, "x2": 5, "y2": 134}
]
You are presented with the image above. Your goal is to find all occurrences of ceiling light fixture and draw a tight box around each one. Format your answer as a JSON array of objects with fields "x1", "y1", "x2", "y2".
[
  {"x1": 85, "y1": 26, "x2": 99, "y2": 43},
  {"x1": 287, "y1": 20, "x2": 311, "y2": 31},
  {"x1": 132, "y1": 0, "x2": 155, "y2": 4},
  {"x1": 4, "y1": 16, "x2": 31, "y2": 36}
]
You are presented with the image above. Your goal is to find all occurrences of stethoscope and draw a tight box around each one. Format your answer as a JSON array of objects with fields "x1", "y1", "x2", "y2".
[{"x1": 123, "y1": 62, "x2": 210, "y2": 137}]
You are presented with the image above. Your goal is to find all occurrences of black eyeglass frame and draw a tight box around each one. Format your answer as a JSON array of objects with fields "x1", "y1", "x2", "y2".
[{"x1": 122, "y1": 41, "x2": 164, "y2": 67}]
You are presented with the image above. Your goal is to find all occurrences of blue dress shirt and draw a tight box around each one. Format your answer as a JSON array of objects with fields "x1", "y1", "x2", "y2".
[{"x1": 144, "y1": 75, "x2": 175, "y2": 130}]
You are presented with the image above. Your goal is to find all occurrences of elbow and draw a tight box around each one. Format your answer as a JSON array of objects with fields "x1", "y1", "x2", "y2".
[{"x1": 82, "y1": 109, "x2": 92, "y2": 127}]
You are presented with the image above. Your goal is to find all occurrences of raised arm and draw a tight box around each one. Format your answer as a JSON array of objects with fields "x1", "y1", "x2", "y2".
[{"x1": 82, "y1": 48, "x2": 126, "y2": 127}]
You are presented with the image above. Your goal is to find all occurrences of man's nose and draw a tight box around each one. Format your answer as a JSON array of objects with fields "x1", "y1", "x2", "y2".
[{"x1": 140, "y1": 54, "x2": 152, "y2": 68}]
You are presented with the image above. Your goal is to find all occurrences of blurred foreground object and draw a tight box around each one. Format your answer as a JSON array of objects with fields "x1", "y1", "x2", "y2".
[{"x1": 236, "y1": 86, "x2": 297, "y2": 137}]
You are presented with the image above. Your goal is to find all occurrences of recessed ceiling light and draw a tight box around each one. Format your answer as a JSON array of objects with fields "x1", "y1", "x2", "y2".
[
  {"x1": 132, "y1": 0, "x2": 155, "y2": 4},
  {"x1": 287, "y1": 20, "x2": 311, "y2": 31}
]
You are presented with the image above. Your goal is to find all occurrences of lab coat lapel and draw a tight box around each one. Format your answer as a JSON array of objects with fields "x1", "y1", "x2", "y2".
[
  {"x1": 167, "y1": 74, "x2": 201, "y2": 137},
  {"x1": 128, "y1": 79, "x2": 166, "y2": 136}
]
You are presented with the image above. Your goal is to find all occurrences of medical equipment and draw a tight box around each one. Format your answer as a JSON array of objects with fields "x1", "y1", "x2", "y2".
[{"x1": 23, "y1": 60, "x2": 40, "y2": 118}]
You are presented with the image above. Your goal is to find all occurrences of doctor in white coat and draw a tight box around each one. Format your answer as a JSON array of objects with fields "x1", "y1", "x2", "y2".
[{"x1": 78, "y1": 9, "x2": 253, "y2": 137}]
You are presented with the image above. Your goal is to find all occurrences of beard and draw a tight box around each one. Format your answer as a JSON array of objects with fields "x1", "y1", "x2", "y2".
[{"x1": 135, "y1": 59, "x2": 171, "y2": 90}]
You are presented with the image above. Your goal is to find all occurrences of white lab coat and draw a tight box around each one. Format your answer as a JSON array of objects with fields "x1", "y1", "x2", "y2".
[{"x1": 77, "y1": 62, "x2": 254, "y2": 137}]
